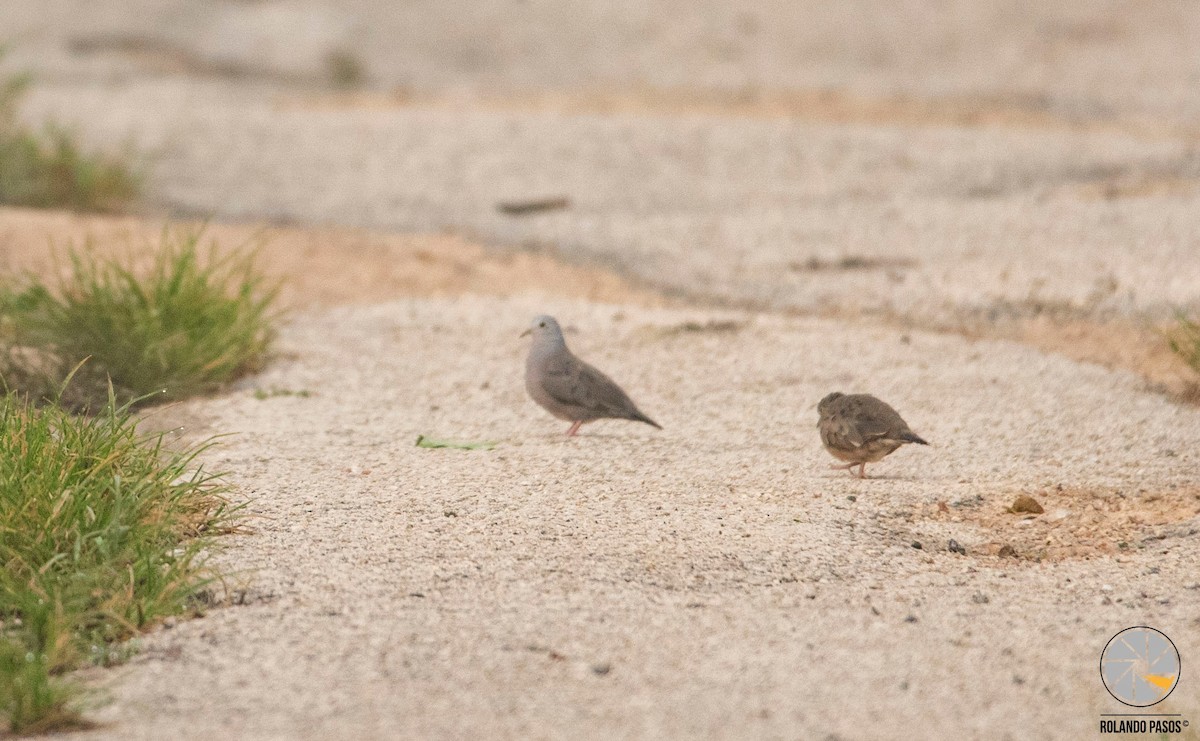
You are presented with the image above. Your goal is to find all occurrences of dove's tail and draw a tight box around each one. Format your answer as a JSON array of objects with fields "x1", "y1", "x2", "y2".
[
  {"x1": 901, "y1": 431, "x2": 929, "y2": 445},
  {"x1": 632, "y1": 410, "x2": 662, "y2": 430}
]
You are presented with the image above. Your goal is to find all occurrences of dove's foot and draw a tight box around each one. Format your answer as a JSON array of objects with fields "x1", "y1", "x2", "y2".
[
  {"x1": 829, "y1": 462, "x2": 867, "y2": 478},
  {"x1": 566, "y1": 421, "x2": 583, "y2": 437}
]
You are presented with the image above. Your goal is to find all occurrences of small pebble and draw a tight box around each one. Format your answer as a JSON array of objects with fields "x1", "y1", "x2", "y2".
[
  {"x1": 911, "y1": 541, "x2": 923, "y2": 550},
  {"x1": 1009, "y1": 495, "x2": 1044, "y2": 514},
  {"x1": 948, "y1": 539, "x2": 966, "y2": 555}
]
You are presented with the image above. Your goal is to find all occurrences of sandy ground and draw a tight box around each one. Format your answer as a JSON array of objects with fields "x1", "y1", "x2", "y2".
[
  {"x1": 1, "y1": 1, "x2": 1199, "y2": 738},
  {"x1": 2, "y1": 210, "x2": 1196, "y2": 739},
  {"x1": 60, "y1": 296, "x2": 1200, "y2": 740}
]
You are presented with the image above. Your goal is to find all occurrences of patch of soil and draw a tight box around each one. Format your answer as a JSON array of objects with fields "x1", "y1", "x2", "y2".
[
  {"x1": 975, "y1": 315, "x2": 1198, "y2": 405},
  {"x1": 0, "y1": 207, "x2": 669, "y2": 311},
  {"x1": 932, "y1": 486, "x2": 1200, "y2": 561},
  {"x1": 283, "y1": 87, "x2": 1200, "y2": 142}
]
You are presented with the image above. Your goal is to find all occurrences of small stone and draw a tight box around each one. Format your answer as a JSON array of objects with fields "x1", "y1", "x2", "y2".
[
  {"x1": 904, "y1": 614, "x2": 919, "y2": 623},
  {"x1": 1009, "y1": 495, "x2": 1044, "y2": 514},
  {"x1": 998, "y1": 544, "x2": 1019, "y2": 558},
  {"x1": 592, "y1": 663, "x2": 612, "y2": 676},
  {"x1": 847, "y1": 495, "x2": 857, "y2": 503},
  {"x1": 162, "y1": 617, "x2": 177, "y2": 629},
  {"x1": 911, "y1": 541, "x2": 923, "y2": 550},
  {"x1": 971, "y1": 592, "x2": 989, "y2": 604},
  {"x1": 948, "y1": 539, "x2": 966, "y2": 555}
]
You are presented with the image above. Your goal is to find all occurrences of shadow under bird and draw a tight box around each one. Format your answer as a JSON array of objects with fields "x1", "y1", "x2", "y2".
[
  {"x1": 817, "y1": 392, "x2": 928, "y2": 478},
  {"x1": 522, "y1": 315, "x2": 661, "y2": 436}
]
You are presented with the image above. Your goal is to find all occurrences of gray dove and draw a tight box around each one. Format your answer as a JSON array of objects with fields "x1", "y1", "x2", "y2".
[
  {"x1": 817, "y1": 392, "x2": 928, "y2": 478},
  {"x1": 522, "y1": 315, "x2": 661, "y2": 436}
]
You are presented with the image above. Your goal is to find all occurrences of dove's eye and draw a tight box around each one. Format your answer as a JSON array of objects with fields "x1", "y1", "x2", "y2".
[{"x1": 539, "y1": 321, "x2": 546, "y2": 327}]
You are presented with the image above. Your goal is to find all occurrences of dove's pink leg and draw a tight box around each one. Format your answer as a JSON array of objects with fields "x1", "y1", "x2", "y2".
[
  {"x1": 566, "y1": 421, "x2": 583, "y2": 437},
  {"x1": 829, "y1": 462, "x2": 867, "y2": 478}
]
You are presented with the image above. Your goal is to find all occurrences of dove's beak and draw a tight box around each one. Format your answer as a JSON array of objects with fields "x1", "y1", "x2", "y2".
[{"x1": 519, "y1": 328, "x2": 531, "y2": 338}]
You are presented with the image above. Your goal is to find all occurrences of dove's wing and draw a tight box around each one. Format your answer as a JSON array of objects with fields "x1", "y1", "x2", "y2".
[
  {"x1": 820, "y1": 408, "x2": 866, "y2": 450},
  {"x1": 539, "y1": 353, "x2": 638, "y2": 419},
  {"x1": 845, "y1": 396, "x2": 923, "y2": 445}
]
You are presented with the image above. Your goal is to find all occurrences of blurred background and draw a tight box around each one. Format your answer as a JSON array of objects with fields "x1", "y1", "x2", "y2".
[
  {"x1": 2, "y1": 5, "x2": 1200, "y2": 736},
  {"x1": 5, "y1": 1, "x2": 1200, "y2": 120},
  {"x1": 2, "y1": 0, "x2": 1199, "y2": 325}
]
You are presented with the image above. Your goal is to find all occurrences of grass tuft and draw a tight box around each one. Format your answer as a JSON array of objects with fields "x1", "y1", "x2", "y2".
[
  {"x1": 1168, "y1": 312, "x2": 1200, "y2": 404},
  {"x1": 0, "y1": 229, "x2": 279, "y2": 410},
  {"x1": 0, "y1": 387, "x2": 236, "y2": 733},
  {"x1": 1168, "y1": 312, "x2": 1200, "y2": 375},
  {"x1": 0, "y1": 54, "x2": 141, "y2": 212}
]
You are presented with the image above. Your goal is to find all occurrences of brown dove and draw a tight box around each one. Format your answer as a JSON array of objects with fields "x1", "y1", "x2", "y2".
[
  {"x1": 523, "y1": 315, "x2": 661, "y2": 436},
  {"x1": 817, "y1": 392, "x2": 928, "y2": 478}
]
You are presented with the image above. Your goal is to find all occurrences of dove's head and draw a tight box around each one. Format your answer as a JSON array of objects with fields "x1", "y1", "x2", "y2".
[
  {"x1": 817, "y1": 391, "x2": 844, "y2": 416},
  {"x1": 521, "y1": 315, "x2": 567, "y2": 347}
]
